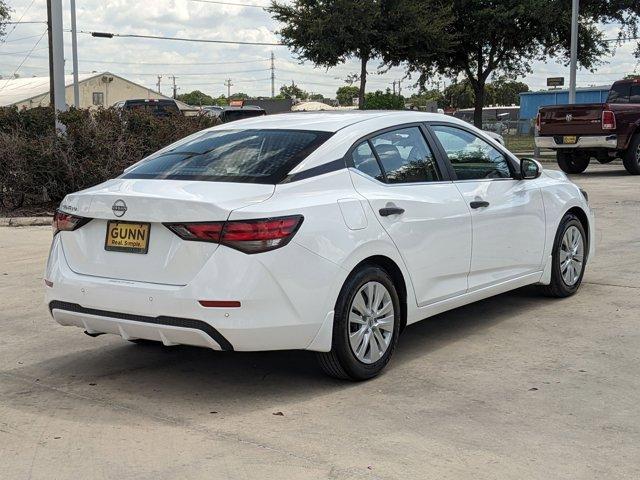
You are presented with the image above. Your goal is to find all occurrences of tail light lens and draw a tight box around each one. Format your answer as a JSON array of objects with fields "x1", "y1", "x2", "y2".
[
  {"x1": 535, "y1": 112, "x2": 541, "y2": 131},
  {"x1": 165, "y1": 215, "x2": 303, "y2": 254},
  {"x1": 602, "y1": 110, "x2": 616, "y2": 130},
  {"x1": 53, "y1": 210, "x2": 91, "y2": 235}
]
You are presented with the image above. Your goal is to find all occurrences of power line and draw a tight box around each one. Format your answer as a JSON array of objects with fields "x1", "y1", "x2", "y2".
[
  {"x1": 0, "y1": 30, "x2": 47, "y2": 92},
  {"x1": 1, "y1": 32, "x2": 47, "y2": 43},
  {"x1": 1, "y1": 0, "x2": 38, "y2": 44},
  {"x1": 81, "y1": 30, "x2": 284, "y2": 47},
  {"x1": 0, "y1": 47, "x2": 49, "y2": 56}
]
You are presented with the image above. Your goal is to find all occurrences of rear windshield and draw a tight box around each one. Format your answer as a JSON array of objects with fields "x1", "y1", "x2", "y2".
[
  {"x1": 607, "y1": 83, "x2": 631, "y2": 104},
  {"x1": 124, "y1": 101, "x2": 180, "y2": 115},
  {"x1": 222, "y1": 109, "x2": 266, "y2": 123},
  {"x1": 122, "y1": 129, "x2": 333, "y2": 184}
]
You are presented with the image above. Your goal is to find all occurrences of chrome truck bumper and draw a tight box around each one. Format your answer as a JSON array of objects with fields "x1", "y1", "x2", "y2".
[{"x1": 535, "y1": 135, "x2": 618, "y2": 149}]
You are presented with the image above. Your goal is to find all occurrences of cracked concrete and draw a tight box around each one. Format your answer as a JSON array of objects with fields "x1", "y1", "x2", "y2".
[{"x1": 0, "y1": 164, "x2": 639, "y2": 479}]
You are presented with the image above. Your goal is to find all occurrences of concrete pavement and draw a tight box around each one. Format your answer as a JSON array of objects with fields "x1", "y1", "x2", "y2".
[{"x1": 0, "y1": 164, "x2": 639, "y2": 479}]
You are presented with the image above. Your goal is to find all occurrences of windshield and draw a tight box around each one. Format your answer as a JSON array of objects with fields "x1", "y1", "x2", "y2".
[{"x1": 122, "y1": 129, "x2": 333, "y2": 184}]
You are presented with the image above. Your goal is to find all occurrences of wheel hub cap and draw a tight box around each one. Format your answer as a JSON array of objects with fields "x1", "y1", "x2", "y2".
[
  {"x1": 560, "y1": 226, "x2": 584, "y2": 286},
  {"x1": 348, "y1": 281, "x2": 395, "y2": 364}
]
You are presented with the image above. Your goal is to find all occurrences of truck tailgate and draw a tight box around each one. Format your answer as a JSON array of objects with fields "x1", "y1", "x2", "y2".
[{"x1": 539, "y1": 104, "x2": 604, "y2": 136}]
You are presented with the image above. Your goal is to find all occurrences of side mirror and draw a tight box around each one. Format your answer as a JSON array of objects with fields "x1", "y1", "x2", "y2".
[{"x1": 520, "y1": 158, "x2": 542, "y2": 179}]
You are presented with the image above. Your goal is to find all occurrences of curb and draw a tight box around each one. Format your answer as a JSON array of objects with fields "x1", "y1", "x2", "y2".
[{"x1": 0, "y1": 216, "x2": 52, "y2": 227}]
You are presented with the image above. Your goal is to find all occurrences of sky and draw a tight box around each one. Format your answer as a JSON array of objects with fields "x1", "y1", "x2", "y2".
[{"x1": 0, "y1": 0, "x2": 638, "y2": 100}]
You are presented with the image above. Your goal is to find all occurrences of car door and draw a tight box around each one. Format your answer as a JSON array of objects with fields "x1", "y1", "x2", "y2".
[
  {"x1": 429, "y1": 123, "x2": 546, "y2": 291},
  {"x1": 348, "y1": 125, "x2": 472, "y2": 307}
]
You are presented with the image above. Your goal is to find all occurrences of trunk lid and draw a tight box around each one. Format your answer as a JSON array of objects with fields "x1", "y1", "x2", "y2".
[
  {"x1": 538, "y1": 103, "x2": 606, "y2": 136},
  {"x1": 59, "y1": 179, "x2": 274, "y2": 285}
]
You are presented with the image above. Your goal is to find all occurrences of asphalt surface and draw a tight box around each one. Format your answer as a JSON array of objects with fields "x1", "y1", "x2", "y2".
[{"x1": 1, "y1": 163, "x2": 638, "y2": 479}]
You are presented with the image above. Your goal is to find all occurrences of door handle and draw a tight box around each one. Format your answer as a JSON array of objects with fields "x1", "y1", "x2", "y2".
[
  {"x1": 379, "y1": 207, "x2": 405, "y2": 217},
  {"x1": 470, "y1": 200, "x2": 490, "y2": 209}
]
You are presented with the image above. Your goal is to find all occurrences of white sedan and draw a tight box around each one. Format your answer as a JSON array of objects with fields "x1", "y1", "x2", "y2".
[{"x1": 45, "y1": 112, "x2": 594, "y2": 380}]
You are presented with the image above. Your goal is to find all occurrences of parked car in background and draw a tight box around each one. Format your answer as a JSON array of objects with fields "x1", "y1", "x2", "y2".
[
  {"x1": 535, "y1": 78, "x2": 640, "y2": 175},
  {"x1": 204, "y1": 105, "x2": 266, "y2": 123},
  {"x1": 119, "y1": 99, "x2": 182, "y2": 117},
  {"x1": 46, "y1": 111, "x2": 593, "y2": 380}
]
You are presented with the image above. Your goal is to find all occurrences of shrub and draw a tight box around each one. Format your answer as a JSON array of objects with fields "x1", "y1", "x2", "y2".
[
  {"x1": 363, "y1": 91, "x2": 405, "y2": 110},
  {"x1": 0, "y1": 106, "x2": 219, "y2": 208}
]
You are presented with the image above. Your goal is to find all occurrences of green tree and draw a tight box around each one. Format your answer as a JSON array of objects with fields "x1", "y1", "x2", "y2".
[
  {"x1": 229, "y1": 92, "x2": 250, "y2": 101},
  {"x1": 408, "y1": 89, "x2": 445, "y2": 110},
  {"x1": 409, "y1": 1, "x2": 636, "y2": 127},
  {"x1": 0, "y1": 1, "x2": 10, "y2": 39},
  {"x1": 336, "y1": 85, "x2": 359, "y2": 106},
  {"x1": 269, "y1": 0, "x2": 454, "y2": 109},
  {"x1": 309, "y1": 93, "x2": 324, "y2": 101},
  {"x1": 486, "y1": 78, "x2": 529, "y2": 106},
  {"x1": 443, "y1": 80, "x2": 475, "y2": 109},
  {"x1": 279, "y1": 83, "x2": 308, "y2": 100},
  {"x1": 176, "y1": 90, "x2": 216, "y2": 106},
  {"x1": 363, "y1": 90, "x2": 405, "y2": 110}
]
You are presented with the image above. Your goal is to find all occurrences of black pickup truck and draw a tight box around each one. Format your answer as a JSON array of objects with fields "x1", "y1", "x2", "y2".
[{"x1": 535, "y1": 79, "x2": 640, "y2": 175}]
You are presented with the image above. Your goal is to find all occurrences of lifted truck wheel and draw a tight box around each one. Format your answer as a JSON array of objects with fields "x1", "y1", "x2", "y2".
[
  {"x1": 557, "y1": 151, "x2": 590, "y2": 174},
  {"x1": 623, "y1": 134, "x2": 640, "y2": 175}
]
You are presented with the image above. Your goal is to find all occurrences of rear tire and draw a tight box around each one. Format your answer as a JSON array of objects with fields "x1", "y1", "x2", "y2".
[
  {"x1": 557, "y1": 151, "x2": 590, "y2": 174},
  {"x1": 317, "y1": 265, "x2": 401, "y2": 381},
  {"x1": 540, "y1": 213, "x2": 588, "y2": 298},
  {"x1": 623, "y1": 134, "x2": 640, "y2": 175}
]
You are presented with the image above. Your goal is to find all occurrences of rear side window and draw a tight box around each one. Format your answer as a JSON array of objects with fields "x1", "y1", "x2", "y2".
[
  {"x1": 122, "y1": 129, "x2": 332, "y2": 184},
  {"x1": 352, "y1": 142, "x2": 384, "y2": 181},
  {"x1": 370, "y1": 127, "x2": 440, "y2": 183},
  {"x1": 630, "y1": 85, "x2": 640, "y2": 104},
  {"x1": 607, "y1": 83, "x2": 631, "y2": 104}
]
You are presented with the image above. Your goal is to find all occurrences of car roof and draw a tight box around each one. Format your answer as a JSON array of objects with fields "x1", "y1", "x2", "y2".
[{"x1": 214, "y1": 110, "x2": 454, "y2": 132}]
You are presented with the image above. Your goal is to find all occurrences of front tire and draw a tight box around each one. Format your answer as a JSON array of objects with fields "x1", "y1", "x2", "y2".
[
  {"x1": 540, "y1": 213, "x2": 587, "y2": 298},
  {"x1": 317, "y1": 265, "x2": 401, "y2": 381},
  {"x1": 623, "y1": 134, "x2": 640, "y2": 175},
  {"x1": 557, "y1": 151, "x2": 590, "y2": 174}
]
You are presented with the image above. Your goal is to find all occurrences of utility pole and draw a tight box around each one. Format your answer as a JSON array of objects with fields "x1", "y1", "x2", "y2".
[
  {"x1": 69, "y1": 0, "x2": 79, "y2": 107},
  {"x1": 224, "y1": 78, "x2": 233, "y2": 98},
  {"x1": 569, "y1": 0, "x2": 579, "y2": 104},
  {"x1": 270, "y1": 52, "x2": 275, "y2": 98},
  {"x1": 392, "y1": 80, "x2": 396, "y2": 95},
  {"x1": 46, "y1": 0, "x2": 66, "y2": 130},
  {"x1": 156, "y1": 75, "x2": 162, "y2": 94},
  {"x1": 170, "y1": 75, "x2": 177, "y2": 99},
  {"x1": 397, "y1": 79, "x2": 402, "y2": 97}
]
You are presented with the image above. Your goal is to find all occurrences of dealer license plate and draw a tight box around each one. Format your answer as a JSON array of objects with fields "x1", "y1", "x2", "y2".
[{"x1": 105, "y1": 221, "x2": 150, "y2": 254}]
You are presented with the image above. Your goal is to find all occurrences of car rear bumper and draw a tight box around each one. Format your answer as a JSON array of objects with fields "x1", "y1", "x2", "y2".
[
  {"x1": 44, "y1": 235, "x2": 342, "y2": 352},
  {"x1": 535, "y1": 135, "x2": 618, "y2": 150}
]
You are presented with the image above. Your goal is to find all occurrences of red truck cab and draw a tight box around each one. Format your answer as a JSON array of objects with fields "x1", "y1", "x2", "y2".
[{"x1": 535, "y1": 79, "x2": 640, "y2": 175}]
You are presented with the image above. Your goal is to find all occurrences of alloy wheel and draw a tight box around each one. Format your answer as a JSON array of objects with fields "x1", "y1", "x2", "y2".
[
  {"x1": 560, "y1": 225, "x2": 584, "y2": 286},
  {"x1": 348, "y1": 281, "x2": 395, "y2": 364}
]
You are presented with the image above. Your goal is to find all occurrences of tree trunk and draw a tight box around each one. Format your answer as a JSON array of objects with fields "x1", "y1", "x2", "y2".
[
  {"x1": 358, "y1": 55, "x2": 368, "y2": 110},
  {"x1": 473, "y1": 79, "x2": 486, "y2": 128}
]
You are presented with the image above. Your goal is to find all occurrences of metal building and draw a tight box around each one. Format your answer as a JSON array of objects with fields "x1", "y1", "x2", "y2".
[{"x1": 519, "y1": 85, "x2": 611, "y2": 120}]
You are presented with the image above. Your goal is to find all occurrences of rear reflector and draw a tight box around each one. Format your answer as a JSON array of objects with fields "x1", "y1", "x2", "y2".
[
  {"x1": 165, "y1": 215, "x2": 303, "y2": 254},
  {"x1": 44, "y1": 279, "x2": 53, "y2": 287},
  {"x1": 53, "y1": 210, "x2": 91, "y2": 235},
  {"x1": 602, "y1": 110, "x2": 616, "y2": 130},
  {"x1": 199, "y1": 300, "x2": 241, "y2": 308}
]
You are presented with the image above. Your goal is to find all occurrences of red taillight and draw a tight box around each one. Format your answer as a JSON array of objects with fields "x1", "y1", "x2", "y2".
[
  {"x1": 165, "y1": 215, "x2": 303, "y2": 254},
  {"x1": 602, "y1": 110, "x2": 616, "y2": 130},
  {"x1": 535, "y1": 112, "x2": 541, "y2": 131},
  {"x1": 52, "y1": 210, "x2": 91, "y2": 235}
]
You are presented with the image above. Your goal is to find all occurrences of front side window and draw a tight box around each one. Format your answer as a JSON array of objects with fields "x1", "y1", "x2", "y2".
[
  {"x1": 122, "y1": 129, "x2": 332, "y2": 184},
  {"x1": 432, "y1": 125, "x2": 511, "y2": 180},
  {"x1": 370, "y1": 127, "x2": 440, "y2": 184}
]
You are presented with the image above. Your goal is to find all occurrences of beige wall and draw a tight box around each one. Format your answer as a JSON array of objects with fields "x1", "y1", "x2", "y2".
[{"x1": 14, "y1": 75, "x2": 169, "y2": 110}]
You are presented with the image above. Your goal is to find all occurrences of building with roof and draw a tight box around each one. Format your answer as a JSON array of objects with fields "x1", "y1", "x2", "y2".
[
  {"x1": 0, "y1": 72, "x2": 193, "y2": 112},
  {"x1": 519, "y1": 85, "x2": 612, "y2": 120}
]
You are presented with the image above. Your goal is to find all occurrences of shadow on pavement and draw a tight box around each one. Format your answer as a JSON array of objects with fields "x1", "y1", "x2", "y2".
[{"x1": 2, "y1": 286, "x2": 552, "y2": 420}]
